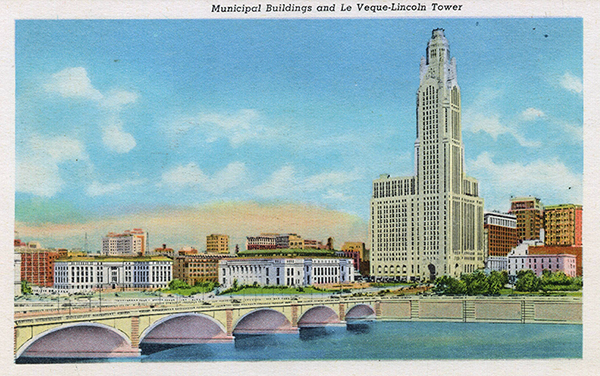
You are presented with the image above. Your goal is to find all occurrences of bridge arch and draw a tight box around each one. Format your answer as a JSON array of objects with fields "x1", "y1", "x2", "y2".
[
  {"x1": 16, "y1": 322, "x2": 139, "y2": 360},
  {"x1": 140, "y1": 312, "x2": 231, "y2": 344},
  {"x1": 233, "y1": 308, "x2": 295, "y2": 335},
  {"x1": 297, "y1": 305, "x2": 340, "y2": 327},
  {"x1": 346, "y1": 303, "x2": 376, "y2": 321}
]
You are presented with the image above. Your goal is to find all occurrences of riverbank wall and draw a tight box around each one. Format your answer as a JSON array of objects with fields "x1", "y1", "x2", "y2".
[{"x1": 376, "y1": 295, "x2": 582, "y2": 324}]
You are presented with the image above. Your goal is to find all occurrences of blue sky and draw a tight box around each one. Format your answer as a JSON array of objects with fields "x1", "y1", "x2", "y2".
[{"x1": 14, "y1": 18, "x2": 583, "y2": 251}]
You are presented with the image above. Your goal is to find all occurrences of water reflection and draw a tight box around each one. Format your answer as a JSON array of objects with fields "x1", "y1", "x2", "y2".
[
  {"x1": 234, "y1": 334, "x2": 283, "y2": 349},
  {"x1": 299, "y1": 326, "x2": 331, "y2": 341},
  {"x1": 346, "y1": 321, "x2": 373, "y2": 334}
]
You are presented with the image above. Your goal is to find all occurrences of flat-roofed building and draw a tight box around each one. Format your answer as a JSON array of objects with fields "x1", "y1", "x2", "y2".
[
  {"x1": 207, "y1": 234, "x2": 230, "y2": 254},
  {"x1": 507, "y1": 253, "x2": 576, "y2": 278},
  {"x1": 218, "y1": 257, "x2": 354, "y2": 289},
  {"x1": 246, "y1": 234, "x2": 277, "y2": 250},
  {"x1": 173, "y1": 254, "x2": 230, "y2": 285},
  {"x1": 509, "y1": 197, "x2": 544, "y2": 242},
  {"x1": 19, "y1": 243, "x2": 65, "y2": 288},
  {"x1": 53, "y1": 256, "x2": 172, "y2": 293},
  {"x1": 484, "y1": 211, "x2": 518, "y2": 258},
  {"x1": 529, "y1": 245, "x2": 582, "y2": 276},
  {"x1": 102, "y1": 228, "x2": 148, "y2": 256},
  {"x1": 486, "y1": 256, "x2": 508, "y2": 272},
  {"x1": 543, "y1": 204, "x2": 582, "y2": 247}
]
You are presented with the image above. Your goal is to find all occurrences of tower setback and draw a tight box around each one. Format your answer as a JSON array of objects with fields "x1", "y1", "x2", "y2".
[{"x1": 369, "y1": 29, "x2": 485, "y2": 281}]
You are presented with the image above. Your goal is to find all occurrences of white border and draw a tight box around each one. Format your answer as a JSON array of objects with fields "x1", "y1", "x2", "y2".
[{"x1": 2, "y1": 1, "x2": 598, "y2": 375}]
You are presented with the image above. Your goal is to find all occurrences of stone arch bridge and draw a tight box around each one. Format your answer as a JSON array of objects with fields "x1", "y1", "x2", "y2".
[
  {"x1": 15, "y1": 295, "x2": 581, "y2": 361},
  {"x1": 15, "y1": 296, "x2": 380, "y2": 360}
]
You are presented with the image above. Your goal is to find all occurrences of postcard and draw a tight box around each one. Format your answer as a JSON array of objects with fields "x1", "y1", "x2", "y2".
[{"x1": 3, "y1": 0, "x2": 599, "y2": 375}]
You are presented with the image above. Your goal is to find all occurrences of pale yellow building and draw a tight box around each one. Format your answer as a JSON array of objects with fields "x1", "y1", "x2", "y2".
[
  {"x1": 341, "y1": 242, "x2": 367, "y2": 261},
  {"x1": 207, "y1": 234, "x2": 229, "y2": 254}
]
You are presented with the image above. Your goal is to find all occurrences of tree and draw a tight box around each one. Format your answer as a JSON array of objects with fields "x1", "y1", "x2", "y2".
[
  {"x1": 21, "y1": 280, "x2": 32, "y2": 295},
  {"x1": 515, "y1": 269, "x2": 540, "y2": 292},
  {"x1": 487, "y1": 271, "x2": 507, "y2": 295},
  {"x1": 461, "y1": 271, "x2": 488, "y2": 295},
  {"x1": 168, "y1": 279, "x2": 190, "y2": 290},
  {"x1": 433, "y1": 275, "x2": 466, "y2": 295}
]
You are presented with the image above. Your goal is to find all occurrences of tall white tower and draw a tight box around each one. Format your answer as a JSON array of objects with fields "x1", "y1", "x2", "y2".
[{"x1": 369, "y1": 29, "x2": 484, "y2": 281}]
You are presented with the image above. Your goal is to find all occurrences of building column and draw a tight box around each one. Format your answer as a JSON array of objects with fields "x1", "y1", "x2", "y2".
[
  {"x1": 226, "y1": 309, "x2": 234, "y2": 336},
  {"x1": 131, "y1": 316, "x2": 140, "y2": 348}
]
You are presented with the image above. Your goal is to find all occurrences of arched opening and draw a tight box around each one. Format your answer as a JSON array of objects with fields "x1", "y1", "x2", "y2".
[
  {"x1": 346, "y1": 304, "x2": 376, "y2": 321},
  {"x1": 233, "y1": 309, "x2": 296, "y2": 335},
  {"x1": 140, "y1": 313, "x2": 231, "y2": 345},
  {"x1": 428, "y1": 263, "x2": 436, "y2": 281},
  {"x1": 297, "y1": 306, "x2": 340, "y2": 327},
  {"x1": 17, "y1": 323, "x2": 139, "y2": 360}
]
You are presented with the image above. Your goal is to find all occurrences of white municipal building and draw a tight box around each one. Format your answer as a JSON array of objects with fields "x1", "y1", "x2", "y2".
[
  {"x1": 219, "y1": 258, "x2": 354, "y2": 289},
  {"x1": 370, "y1": 29, "x2": 485, "y2": 281}
]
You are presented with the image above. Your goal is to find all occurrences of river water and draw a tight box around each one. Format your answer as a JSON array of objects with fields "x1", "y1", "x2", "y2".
[
  {"x1": 18, "y1": 321, "x2": 581, "y2": 363},
  {"x1": 140, "y1": 321, "x2": 581, "y2": 361}
]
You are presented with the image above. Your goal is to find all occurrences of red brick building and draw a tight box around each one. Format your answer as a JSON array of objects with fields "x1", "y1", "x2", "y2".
[
  {"x1": 20, "y1": 248, "x2": 65, "y2": 287},
  {"x1": 484, "y1": 212, "x2": 518, "y2": 257}
]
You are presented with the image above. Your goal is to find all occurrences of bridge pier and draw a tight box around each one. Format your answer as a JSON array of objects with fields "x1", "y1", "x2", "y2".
[
  {"x1": 338, "y1": 303, "x2": 345, "y2": 322},
  {"x1": 226, "y1": 309, "x2": 233, "y2": 336},
  {"x1": 291, "y1": 304, "x2": 299, "y2": 327},
  {"x1": 131, "y1": 316, "x2": 140, "y2": 348}
]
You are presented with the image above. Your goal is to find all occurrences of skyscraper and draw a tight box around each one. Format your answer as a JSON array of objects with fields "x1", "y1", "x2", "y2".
[{"x1": 370, "y1": 29, "x2": 485, "y2": 281}]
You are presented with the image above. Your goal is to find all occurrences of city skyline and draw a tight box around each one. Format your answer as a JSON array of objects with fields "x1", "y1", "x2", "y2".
[{"x1": 15, "y1": 19, "x2": 583, "y2": 251}]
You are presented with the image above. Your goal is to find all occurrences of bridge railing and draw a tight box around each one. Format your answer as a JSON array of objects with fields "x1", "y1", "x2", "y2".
[
  {"x1": 15, "y1": 294, "x2": 581, "y2": 326},
  {"x1": 15, "y1": 295, "x2": 383, "y2": 326}
]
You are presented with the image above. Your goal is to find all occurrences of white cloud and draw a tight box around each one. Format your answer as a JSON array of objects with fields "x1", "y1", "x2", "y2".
[
  {"x1": 253, "y1": 165, "x2": 296, "y2": 198},
  {"x1": 102, "y1": 119, "x2": 137, "y2": 153},
  {"x1": 44, "y1": 67, "x2": 103, "y2": 101},
  {"x1": 207, "y1": 161, "x2": 248, "y2": 194},
  {"x1": 521, "y1": 107, "x2": 545, "y2": 121},
  {"x1": 463, "y1": 109, "x2": 541, "y2": 148},
  {"x1": 102, "y1": 90, "x2": 139, "y2": 110},
  {"x1": 560, "y1": 72, "x2": 583, "y2": 94},
  {"x1": 160, "y1": 162, "x2": 248, "y2": 194},
  {"x1": 322, "y1": 189, "x2": 352, "y2": 201},
  {"x1": 463, "y1": 90, "x2": 541, "y2": 148},
  {"x1": 44, "y1": 68, "x2": 140, "y2": 154},
  {"x1": 161, "y1": 163, "x2": 206, "y2": 186},
  {"x1": 468, "y1": 152, "x2": 582, "y2": 211},
  {"x1": 254, "y1": 166, "x2": 361, "y2": 199},
  {"x1": 170, "y1": 109, "x2": 283, "y2": 147},
  {"x1": 16, "y1": 135, "x2": 88, "y2": 197},
  {"x1": 86, "y1": 179, "x2": 147, "y2": 197}
]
